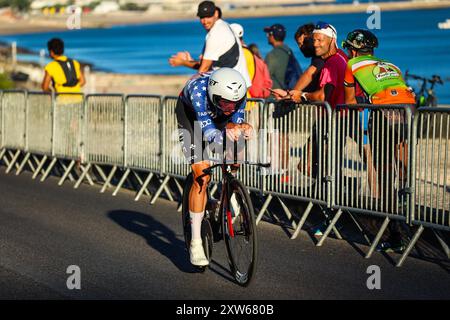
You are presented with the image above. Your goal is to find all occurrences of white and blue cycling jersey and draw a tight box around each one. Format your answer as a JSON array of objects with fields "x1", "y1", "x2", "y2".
[{"x1": 180, "y1": 73, "x2": 246, "y2": 143}]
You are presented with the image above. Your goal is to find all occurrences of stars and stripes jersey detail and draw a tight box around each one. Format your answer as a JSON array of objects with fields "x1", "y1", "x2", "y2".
[{"x1": 180, "y1": 73, "x2": 246, "y2": 142}]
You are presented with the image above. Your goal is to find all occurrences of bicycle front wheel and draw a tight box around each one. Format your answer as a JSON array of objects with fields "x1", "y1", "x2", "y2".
[{"x1": 222, "y1": 178, "x2": 258, "y2": 286}]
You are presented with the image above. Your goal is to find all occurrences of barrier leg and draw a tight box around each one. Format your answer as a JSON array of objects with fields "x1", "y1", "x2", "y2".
[
  {"x1": 347, "y1": 211, "x2": 372, "y2": 246},
  {"x1": 27, "y1": 157, "x2": 36, "y2": 174},
  {"x1": 16, "y1": 152, "x2": 31, "y2": 175},
  {"x1": 365, "y1": 216, "x2": 390, "y2": 259},
  {"x1": 396, "y1": 225, "x2": 424, "y2": 267},
  {"x1": 163, "y1": 180, "x2": 175, "y2": 202},
  {"x1": 6, "y1": 150, "x2": 21, "y2": 174},
  {"x1": 112, "y1": 168, "x2": 130, "y2": 196},
  {"x1": 40, "y1": 157, "x2": 57, "y2": 182},
  {"x1": 150, "y1": 175, "x2": 170, "y2": 205},
  {"x1": 291, "y1": 201, "x2": 314, "y2": 240},
  {"x1": 100, "y1": 166, "x2": 117, "y2": 193},
  {"x1": 94, "y1": 164, "x2": 108, "y2": 182},
  {"x1": 2, "y1": 151, "x2": 11, "y2": 167},
  {"x1": 316, "y1": 209, "x2": 343, "y2": 247},
  {"x1": 173, "y1": 178, "x2": 184, "y2": 212},
  {"x1": 58, "y1": 160, "x2": 76, "y2": 186},
  {"x1": 59, "y1": 160, "x2": 76, "y2": 182},
  {"x1": 134, "y1": 171, "x2": 153, "y2": 201},
  {"x1": 74, "y1": 163, "x2": 92, "y2": 189},
  {"x1": 278, "y1": 196, "x2": 297, "y2": 230},
  {"x1": 433, "y1": 229, "x2": 450, "y2": 259},
  {"x1": 256, "y1": 194, "x2": 273, "y2": 225},
  {"x1": 82, "y1": 165, "x2": 95, "y2": 186},
  {"x1": 32, "y1": 155, "x2": 47, "y2": 179},
  {"x1": 7, "y1": 150, "x2": 21, "y2": 172},
  {"x1": 0, "y1": 148, "x2": 5, "y2": 164}
]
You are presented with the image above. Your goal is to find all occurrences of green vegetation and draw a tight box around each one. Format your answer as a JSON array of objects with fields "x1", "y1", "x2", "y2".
[
  {"x1": 120, "y1": 2, "x2": 148, "y2": 11},
  {"x1": 0, "y1": 73, "x2": 14, "y2": 90},
  {"x1": 0, "y1": 0, "x2": 31, "y2": 11}
]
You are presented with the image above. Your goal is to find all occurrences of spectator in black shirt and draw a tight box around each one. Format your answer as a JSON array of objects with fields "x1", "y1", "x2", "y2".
[{"x1": 272, "y1": 23, "x2": 325, "y2": 101}]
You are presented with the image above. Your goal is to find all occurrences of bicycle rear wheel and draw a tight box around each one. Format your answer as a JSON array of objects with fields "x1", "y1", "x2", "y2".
[{"x1": 222, "y1": 178, "x2": 258, "y2": 286}]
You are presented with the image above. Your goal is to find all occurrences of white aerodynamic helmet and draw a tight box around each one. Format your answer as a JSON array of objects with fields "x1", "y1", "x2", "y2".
[{"x1": 207, "y1": 67, "x2": 247, "y2": 113}]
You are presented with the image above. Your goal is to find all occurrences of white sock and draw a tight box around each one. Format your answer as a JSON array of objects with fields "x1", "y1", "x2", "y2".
[{"x1": 190, "y1": 211, "x2": 204, "y2": 241}]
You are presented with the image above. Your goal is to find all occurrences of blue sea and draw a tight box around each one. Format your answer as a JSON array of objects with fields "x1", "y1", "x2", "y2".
[{"x1": 1, "y1": 7, "x2": 450, "y2": 102}]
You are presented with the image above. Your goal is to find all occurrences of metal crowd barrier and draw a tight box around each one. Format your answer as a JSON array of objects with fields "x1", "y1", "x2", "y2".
[
  {"x1": 147, "y1": 96, "x2": 188, "y2": 205},
  {"x1": 256, "y1": 101, "x2": 334, "y2": 239},
  {"x1": 401, "y1": 107, "x2": 450, "y2": 266},
  {"x1": 26, "y1": 92, "x2": 53, "y2": 156},
  {"x1": 1, "y1": 90, "x2": 27, "y2": 173},
  {"x1": 1, "y1": 90, "x2": 449, "y2": 267},
  {"x1": 85, "y1": 94, "x2": 125, "y2": 166},
  {"x1": 331, "y1": 105, "x2": 412, "y2": 217},
  {"x1": 53, "y1": 93, "x2": 85, "y2": 161},
  {"x1": 2, "y1": 90, "x2": 26, "y2": 151},
  {"x1": 319, "y1": 105, "x2": 414, "y2": 257},
  {"x1": 124, "y1": 95, "x2": 163, "y2": 201},
  {"x1": 74, "y1": 94, "x2": 126, "y2": 191},
  {"x1": 238, "y1": 99, "x2": 265, "y2": 192}
]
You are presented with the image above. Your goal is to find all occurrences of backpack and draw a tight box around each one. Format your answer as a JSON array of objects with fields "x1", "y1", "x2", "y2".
[
  {"x1": 280, "y1": 47, "x2": 302, "y2": 90},
  {"x1": 248, "y1": 51, "x2": 272, "y2": 98},
  {"x1": 56, "y1": 58, "x2": 79, "y2": 87}
]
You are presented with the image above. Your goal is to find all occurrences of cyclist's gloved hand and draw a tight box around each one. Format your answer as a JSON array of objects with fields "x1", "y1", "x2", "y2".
[{"x1": 225, "y1": 123, "x2": 242, "y2": 141}]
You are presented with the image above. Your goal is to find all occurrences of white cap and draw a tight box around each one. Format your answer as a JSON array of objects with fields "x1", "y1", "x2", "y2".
[
  {"x1": 230, "y1": 23, "x2": 244, "y2": 38},
  {"x1": 313, "y1": 23, "x2": 338, "y2": 48},
  {"x1": 313, "y1": 24, "x2": 337, "y2": 40}
]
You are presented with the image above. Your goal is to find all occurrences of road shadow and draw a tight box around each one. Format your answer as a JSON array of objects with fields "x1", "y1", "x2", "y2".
[{"x1": 108, "y1": 209, "x2": 197, "y2": 273}]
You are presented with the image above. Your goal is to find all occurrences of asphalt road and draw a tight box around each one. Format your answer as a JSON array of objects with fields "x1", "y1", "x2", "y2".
[{"x1": 0, "y1": 166, "x2": 449, "y2": 300}]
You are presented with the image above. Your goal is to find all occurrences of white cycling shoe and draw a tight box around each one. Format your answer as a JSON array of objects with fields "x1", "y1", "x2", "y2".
[{"x1": 190, "y1": 239, "x2": 209, "y2": 266}]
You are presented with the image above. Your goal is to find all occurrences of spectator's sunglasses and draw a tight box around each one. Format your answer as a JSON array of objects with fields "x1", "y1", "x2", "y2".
[{"x1": 315, "y1": 21, "x2": 337, "y2": 36}]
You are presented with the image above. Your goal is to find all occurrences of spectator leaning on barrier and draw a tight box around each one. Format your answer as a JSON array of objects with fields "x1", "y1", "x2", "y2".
[
  {"x1": 343, "y1": 29, "x2": 416, "y2": 253},
  {"x1": 271, "y1": 23, "x2": 325, "y2": 100},
  {"x1": 168, "y1": 1, "x2": 251, "y2": 88},
  {"x1": 41, "y1": 38, "x2": 86, "y2": 94}
]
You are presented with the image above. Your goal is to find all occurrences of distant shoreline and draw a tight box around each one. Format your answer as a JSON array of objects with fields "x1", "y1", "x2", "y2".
[{"x1": 0, "y1": 1, "x2": 449, "y2": 35}]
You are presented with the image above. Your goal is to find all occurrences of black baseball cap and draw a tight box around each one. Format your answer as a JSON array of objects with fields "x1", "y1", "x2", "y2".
[
  {"x1": 264, "y1": 24, "x2": 286, "y2": 41},
  {"x1": 197, "y1": 1, "x2": 216, "y2": 18}
]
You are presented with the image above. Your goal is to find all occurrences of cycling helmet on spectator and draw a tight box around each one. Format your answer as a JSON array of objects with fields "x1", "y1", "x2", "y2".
[{"x1": 343, "y1": 29, "x2": 378, "y2": 52}]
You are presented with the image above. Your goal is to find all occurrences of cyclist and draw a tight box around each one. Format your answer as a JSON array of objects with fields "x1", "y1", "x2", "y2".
[
  {"x1": 343, "y1": 29, "x2": 415, "y2": 252},
  {"x1": 176, "y1": 67, "x2": 253, "y2": 266}
]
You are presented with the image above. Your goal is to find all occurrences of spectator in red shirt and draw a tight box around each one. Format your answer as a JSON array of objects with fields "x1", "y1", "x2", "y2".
[{"x1": 274, "y1": 22, "x2": 347, "y2": 108}]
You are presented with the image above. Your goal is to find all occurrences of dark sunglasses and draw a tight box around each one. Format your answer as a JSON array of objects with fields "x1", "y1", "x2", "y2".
[{"x1": 315, "y1": 21, "x2": 337, "y2": 36}]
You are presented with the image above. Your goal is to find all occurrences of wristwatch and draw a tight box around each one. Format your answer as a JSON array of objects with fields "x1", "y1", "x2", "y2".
[{"x1": 301, "y1": 92, "x2": 308, "y2": 103}]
